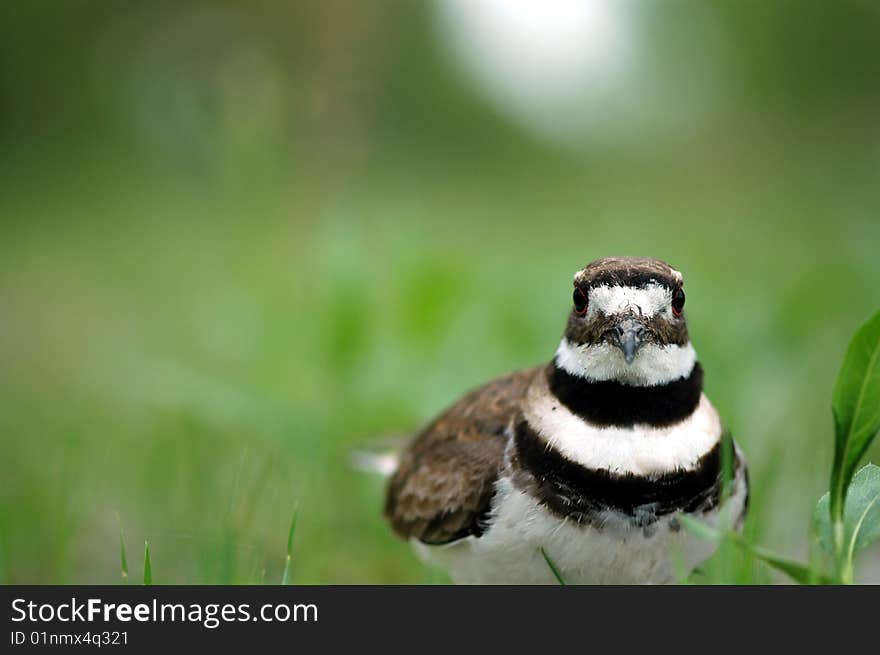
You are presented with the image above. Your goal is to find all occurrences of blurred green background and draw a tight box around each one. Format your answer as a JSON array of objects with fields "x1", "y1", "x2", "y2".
[{"x1": 1, "y1": 1, "x2": 879, "y2": 584}]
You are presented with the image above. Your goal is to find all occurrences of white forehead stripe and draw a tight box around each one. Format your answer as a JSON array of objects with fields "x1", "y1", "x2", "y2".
[
  {"x1": 555, "y1": 338, "x2": 696, "y2": 387},
  {"x1": 590, "y1": 282, "x2": 671, "y2": 318}
]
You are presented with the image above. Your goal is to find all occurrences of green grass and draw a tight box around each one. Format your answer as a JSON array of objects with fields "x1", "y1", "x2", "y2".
[
  {"x1": 1, "y1": 135, "x2": 879, "y2": 584},
  {"x1": 118, "y1": 520, "x2": 128, "y2": 583},
  {"x1": 541, "y1": 549, "x2": 566, "y2": 586},
  {"x1": 143, "y1": 542, "x2": 152, "y2": 586},
  {"x1": 281, "y1": 506, "x2": 298, "y2": 585}
]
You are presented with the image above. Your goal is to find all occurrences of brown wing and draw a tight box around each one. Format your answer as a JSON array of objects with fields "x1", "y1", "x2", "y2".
[{"x1": 385, "y1": 367, "x2": 539, "y2": 545}]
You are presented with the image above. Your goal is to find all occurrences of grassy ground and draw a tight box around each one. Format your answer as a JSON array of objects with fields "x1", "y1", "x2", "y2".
[{"x1": 1, "y1": 131, "x2": 879, "y2": 583}]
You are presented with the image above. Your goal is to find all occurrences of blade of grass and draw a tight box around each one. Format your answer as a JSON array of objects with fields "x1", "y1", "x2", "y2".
[
  {"x1": 116, "y1": 513, "x2": 128, "y2": 584},
  {"x1": 119, "y1": 527, "x2": 128, "y2": 583},
  {"x1": 281, "y1": 505, "x2": 298, "y2": 585},
  {"x1": 143, "y1": 541, "x2": 152, "y2": 586},
  {"x1": 541, "y1": 547, "x2": 566, "y2": 585},
  {"x1": 678, "y1": 514, "x2": 833, "y2": 584}
]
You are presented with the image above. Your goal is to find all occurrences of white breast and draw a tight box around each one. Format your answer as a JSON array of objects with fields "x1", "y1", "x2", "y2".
[{"x1": 415, "y1": 455, "x2": 748, "y2": 585}]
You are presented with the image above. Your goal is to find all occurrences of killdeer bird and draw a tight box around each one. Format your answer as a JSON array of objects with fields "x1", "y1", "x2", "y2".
[{"x1": 384, "y1": 257, "x2": 747, "y2": 584}]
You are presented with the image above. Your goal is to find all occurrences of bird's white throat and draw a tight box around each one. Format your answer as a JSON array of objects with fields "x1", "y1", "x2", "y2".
[{"x1": 555, "y1": 338, "x2": 696, "y2": 387}]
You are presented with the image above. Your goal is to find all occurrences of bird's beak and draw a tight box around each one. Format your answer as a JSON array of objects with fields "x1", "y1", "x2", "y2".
[{"x1": 612, "y1": 317, "x2": 646, "y2": 365}]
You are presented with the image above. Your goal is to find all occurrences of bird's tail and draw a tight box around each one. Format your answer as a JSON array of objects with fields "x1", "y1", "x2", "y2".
[{"x1": 348, "y1": 435, "x2": 408, "y2": 478}]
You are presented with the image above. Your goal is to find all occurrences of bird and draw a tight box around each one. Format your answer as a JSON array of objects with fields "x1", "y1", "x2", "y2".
[{"x1": 382, "y1": 256, "x2": 748, "y2": 584}]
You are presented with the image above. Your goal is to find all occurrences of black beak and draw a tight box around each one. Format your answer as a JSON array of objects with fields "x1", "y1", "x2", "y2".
[{"x1": 612, "y1": 317, "x2": 645, "y2": 365}]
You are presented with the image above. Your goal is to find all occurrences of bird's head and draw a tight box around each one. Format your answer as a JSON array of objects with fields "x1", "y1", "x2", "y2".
[{"x1": 557, "y1": 257, "x2": 694, "y2": 386}]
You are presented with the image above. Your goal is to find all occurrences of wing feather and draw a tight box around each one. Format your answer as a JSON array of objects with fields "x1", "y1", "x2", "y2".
[{"x1": 385, "y1": 368, "x2": 539, "y2": 544}]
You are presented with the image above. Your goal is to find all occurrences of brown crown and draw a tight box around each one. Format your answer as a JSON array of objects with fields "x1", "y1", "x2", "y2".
[{"x1": 574, "y1": 257, "x2": 683, "y2": 290}]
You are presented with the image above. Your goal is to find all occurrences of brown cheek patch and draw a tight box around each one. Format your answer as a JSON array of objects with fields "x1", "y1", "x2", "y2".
[
  {"x1": 644, "y1": 314, "x2": 689, "y2": 346},
  {"x1": 564, "y1": 311, "x2": 619, "y2": 345}
]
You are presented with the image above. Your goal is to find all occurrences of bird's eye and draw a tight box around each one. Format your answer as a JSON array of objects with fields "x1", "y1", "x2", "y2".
[
  {"x1": 573, "y1": 287, "x2": 588, "y2": 315},
  {"x1": 672, "y1": 287, "x2": 686, "y2": 317}
]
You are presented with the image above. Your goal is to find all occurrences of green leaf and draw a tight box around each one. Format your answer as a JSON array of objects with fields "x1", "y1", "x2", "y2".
[
  {"x1": 830, "y1": 311, "x2": 880, "y2": 523},
  {"x1": 281, "y1": 506, "x2": 298, "y2": 585},
  {"x1": 678, "y1": 514, "x2": 831, "y2": 584},
  {"x1": 540, "y1": 548, "x2": 566, "y2": 585},
  {"x1": 847, "y1": 465, "x2": 880, "y2": 553},
  {"x1": 143, "y1": 541, "x2": 152, "y2": 586},
  {"x1": 815, "y1": 464, "x2": 880, "y2": 555},
  {"x1": 747, "y1": 545, "x2": 828, "y2": 585}
]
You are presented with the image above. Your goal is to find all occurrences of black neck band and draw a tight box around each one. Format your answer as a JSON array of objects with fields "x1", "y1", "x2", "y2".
[
  {"x1": 547, "y1": 361, "x2": 703, "y2": 428},
  {"x1": 512, "y1": 420, "x2": 728, "y2": 526}
]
